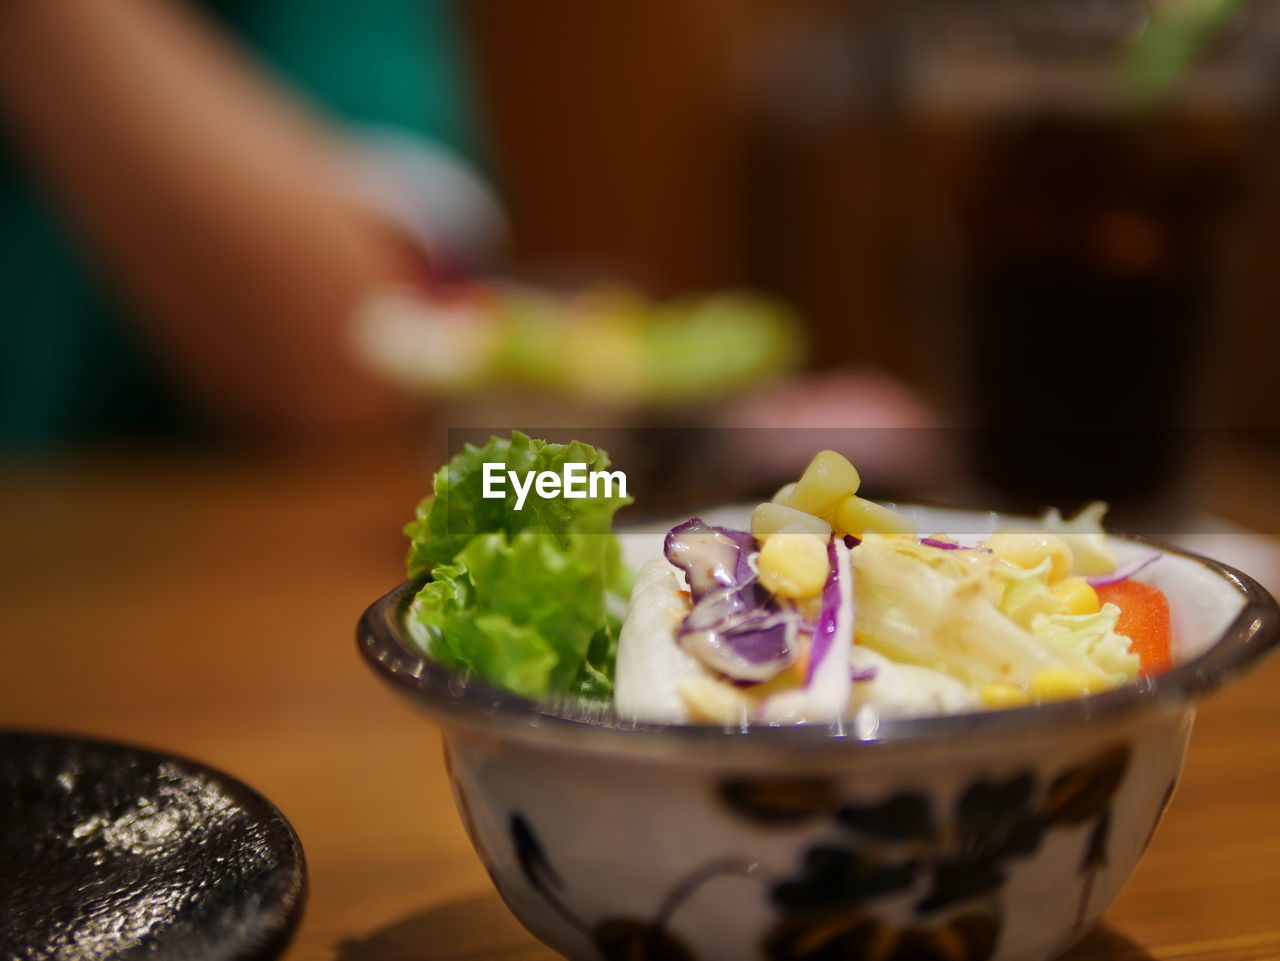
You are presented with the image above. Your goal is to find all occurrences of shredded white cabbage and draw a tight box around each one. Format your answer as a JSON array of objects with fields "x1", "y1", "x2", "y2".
[
  {"x1": 1037, "y1": 501, "x2": 1118, "y2": 576},
  {"x1": 851, "y1": 534, "x2": 1119, "y2": 689},
  {"x1": 614, "y1": 501, "x2": 1143, "y2": 725}
]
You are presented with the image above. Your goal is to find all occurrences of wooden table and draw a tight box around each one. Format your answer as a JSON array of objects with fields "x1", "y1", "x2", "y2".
[{"x1": 3, "y1": 444, "x2": 1279, "y2": 961}]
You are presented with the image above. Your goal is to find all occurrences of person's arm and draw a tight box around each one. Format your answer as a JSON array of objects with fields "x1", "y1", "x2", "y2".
[{"x1": 0, "y1": 0, "x2": 428, "y2": 442}]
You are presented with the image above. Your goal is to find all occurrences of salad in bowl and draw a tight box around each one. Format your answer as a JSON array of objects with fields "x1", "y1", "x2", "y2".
[
  {"x1": 360, "y1": 432, "x2": 1278, "y2": 961},
  {"x1": 397, "y1": 434, "x2": 1177, "y2": 728}
]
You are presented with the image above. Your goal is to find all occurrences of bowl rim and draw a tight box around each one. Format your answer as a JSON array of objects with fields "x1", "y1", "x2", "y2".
[{"x1": 358, "y1": 518, "x2": 1279, "y2": 755}]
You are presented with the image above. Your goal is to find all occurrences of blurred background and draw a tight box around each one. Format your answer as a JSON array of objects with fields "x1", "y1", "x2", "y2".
[
  {"x1": 3, "y1": 0, "x2": 1280, "y2": 520},
  {"x1": 4, "y1": 4, "x2": 1280, "y2": 959},
  {"x1": 466, "y1": 0, "x2": 1280, "y2": 525}
]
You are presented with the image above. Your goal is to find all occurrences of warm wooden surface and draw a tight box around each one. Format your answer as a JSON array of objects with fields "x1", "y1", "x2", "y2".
[{"x1": 2, "y1": 444, "x2": 1279, "y2": 961}]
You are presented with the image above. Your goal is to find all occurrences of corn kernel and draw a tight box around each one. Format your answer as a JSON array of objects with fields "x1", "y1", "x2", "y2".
[
  {"x1": 1029, "y1": 668, "x2": 1102, "y2": 702},
  {"x1": 758, "y1": 532, "x2": 830, "y2": 599},
  {"x1": 834, "y1": 495, "x2": 918, "y2": 537},
  {"x1": 1050, "y1": 576, "x2": 1101, "y2": 615},
  {"x1": 988, "y1": 531, "x2": 1074, "y2": 582},
  {"x1": 980, "y1": 683, "x2": 1032, "y2": 710},
  {"x1": 752, "y1": 503, "x2": 833, "y2": 543},
  {"x1": 771, "y1": 482, "x2": 798, "y2": 506},
  {"x1": 790, "y1": 450, "x2": 861, "y2": 519},
  {"x1": 677, "y1": 676, "x2": 751, "y2": 725}
]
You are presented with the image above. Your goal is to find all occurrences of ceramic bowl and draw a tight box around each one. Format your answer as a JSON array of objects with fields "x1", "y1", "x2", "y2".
[{"x1": 358, "y1": 506, "x2": 1279, "y2": 961}]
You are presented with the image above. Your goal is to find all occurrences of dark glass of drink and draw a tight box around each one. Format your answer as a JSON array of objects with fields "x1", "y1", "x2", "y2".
[
  {"x1": 901, "y1": 0, "x2": 1277, "y2": 527},
  {"x1": 965, "y1": 113, "x2": 1236, "y2": 525}
]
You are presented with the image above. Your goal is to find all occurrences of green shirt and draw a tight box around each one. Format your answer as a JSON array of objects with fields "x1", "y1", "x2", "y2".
[{"x1": 0, "y1": 0, "x2": 475, "y2": 450}]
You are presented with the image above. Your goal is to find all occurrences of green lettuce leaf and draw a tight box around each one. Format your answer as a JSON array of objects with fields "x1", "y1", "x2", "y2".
[
  {"x1": 405, "y1": 430, "x2": 630, "y2": 577},
  {"x1": 571, "y1": 617, "x2": 622, "y2": 700},
  {"x1": 410, "y1": 562, "x2": 558, "y2": 699},
  {"x1": 404, "y1": 432, "x2": 632, "y2": 701}
]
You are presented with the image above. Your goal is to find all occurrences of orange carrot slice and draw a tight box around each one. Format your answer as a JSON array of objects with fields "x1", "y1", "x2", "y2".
[{"x1": 1095, "y1": 580, "x2": 1172, "y2": 677}]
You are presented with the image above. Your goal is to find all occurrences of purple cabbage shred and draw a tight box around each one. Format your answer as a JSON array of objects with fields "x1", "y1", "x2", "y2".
[{"x1": 664, "y1": 518, "x2": 803, "y2": 684}]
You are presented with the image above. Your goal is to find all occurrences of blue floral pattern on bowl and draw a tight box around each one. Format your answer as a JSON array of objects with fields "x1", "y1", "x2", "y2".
[{"x1": 499, "y1": 744, "x2": 1164, "y2": 961}]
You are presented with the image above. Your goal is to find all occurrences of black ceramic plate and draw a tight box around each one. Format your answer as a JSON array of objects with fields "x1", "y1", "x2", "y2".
[{"x1": 0, "y1": 731, "x2": 307, "y2": 961}]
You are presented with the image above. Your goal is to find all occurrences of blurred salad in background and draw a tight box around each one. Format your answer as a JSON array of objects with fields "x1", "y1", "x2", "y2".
[{"x1": 352, "y1": 282, "x2": 805, "y2": 407}]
